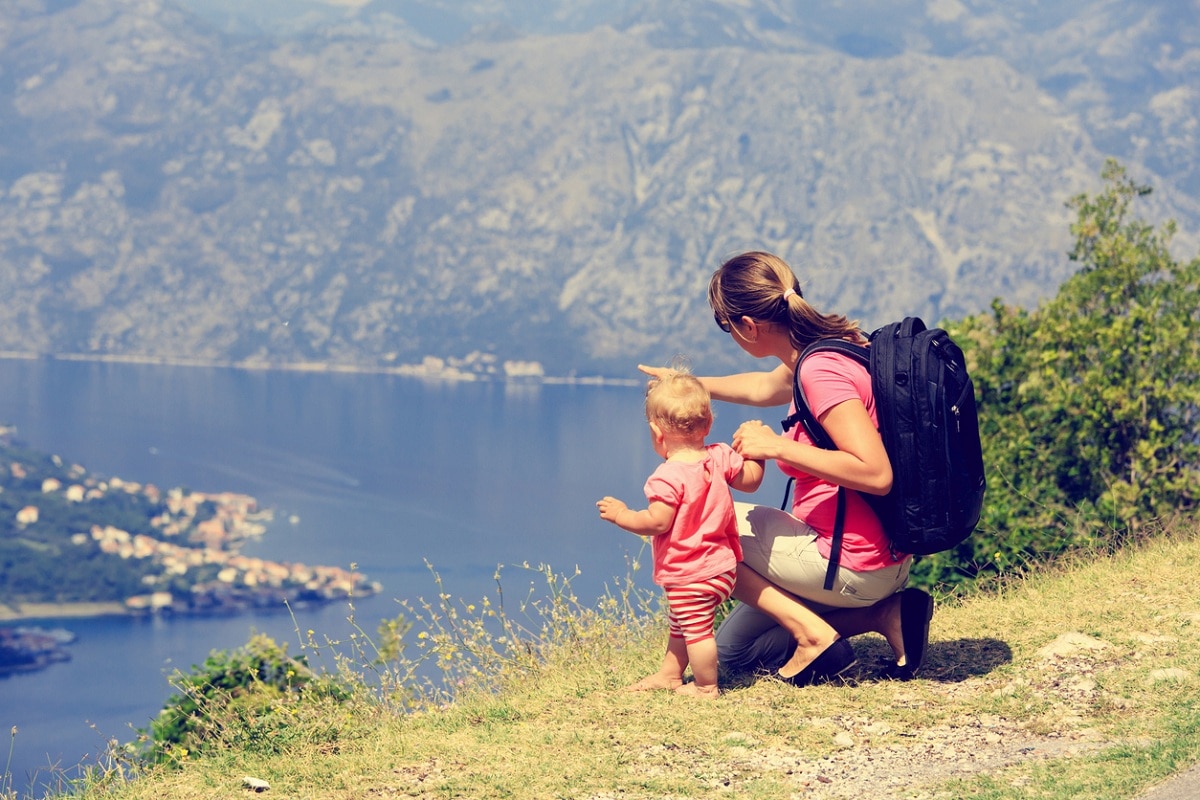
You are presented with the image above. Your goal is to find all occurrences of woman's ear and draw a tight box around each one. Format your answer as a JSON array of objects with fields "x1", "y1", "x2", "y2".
[{"x1": 734, "y1": 316, "x2": 760, "y2": 344}]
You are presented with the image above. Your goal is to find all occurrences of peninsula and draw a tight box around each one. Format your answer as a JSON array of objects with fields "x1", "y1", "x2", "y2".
[{"x1": 0, "y1": 427, "x2": 379, "y2": 671}]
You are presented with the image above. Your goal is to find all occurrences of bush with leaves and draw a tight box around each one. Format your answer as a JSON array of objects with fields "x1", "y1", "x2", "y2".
[
  {"x1": 138, "y1": 635, "x2": 352, "y2": 765},
  {"x1": 914, "y1": 160, "x2": 1200, "y2": 588}
]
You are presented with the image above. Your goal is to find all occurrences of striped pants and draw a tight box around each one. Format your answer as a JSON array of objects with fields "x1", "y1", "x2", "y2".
[{"x1": 665, "y1": 569, "x2": 737, "y2": 645}]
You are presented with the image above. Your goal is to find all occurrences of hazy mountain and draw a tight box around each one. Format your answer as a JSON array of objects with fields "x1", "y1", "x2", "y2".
[{"x1": 1, "y1": 0, "x2": 1197, "y2": 378}]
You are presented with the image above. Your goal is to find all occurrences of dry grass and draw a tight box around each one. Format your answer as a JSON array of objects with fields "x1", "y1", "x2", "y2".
[{"x1": 10, "y1": 521, "x2": 1200, "y2": 800}]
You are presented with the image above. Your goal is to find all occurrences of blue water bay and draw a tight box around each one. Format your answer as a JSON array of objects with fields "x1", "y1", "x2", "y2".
[{"x1": 0, "y1": 358, "x2": 784, "y2": 795}]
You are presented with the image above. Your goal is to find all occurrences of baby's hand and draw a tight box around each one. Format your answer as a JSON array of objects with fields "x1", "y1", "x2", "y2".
[{"x1": 596, "y1": 496, "x2": 628, "y2": 523}]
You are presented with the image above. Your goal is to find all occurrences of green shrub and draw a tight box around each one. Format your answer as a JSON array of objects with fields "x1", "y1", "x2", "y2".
[
  {"x1": 138, "y1": 634, "x2": 352, "y2": 765},
  {"x1": 914, "y1": 160, "x2": 1200, "y2": 589}
]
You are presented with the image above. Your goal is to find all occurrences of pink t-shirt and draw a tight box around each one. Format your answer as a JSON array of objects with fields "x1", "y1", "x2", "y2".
[
  {"x1": 643, "y1": 442, "x2": 745, "y2": 587},
  {"x1": 779, "y1": 350, "x2": 900, "y2": 571}
]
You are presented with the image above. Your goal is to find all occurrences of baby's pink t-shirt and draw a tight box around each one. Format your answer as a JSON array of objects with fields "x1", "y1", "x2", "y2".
[
  {"x1": 643, "y1": 442, "x2": 745, "y2": 587},
  {"x1": 778, "y1": 350, "x2": 901, "y2": 571}
]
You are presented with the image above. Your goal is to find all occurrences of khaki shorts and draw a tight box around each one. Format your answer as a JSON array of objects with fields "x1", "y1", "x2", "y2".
[
  {"x1": 715, "y1": 502, "x2": 911, "y2": 675},
  {"x1": 734, "y1": 501, "x2": 910, "y2": 612}
]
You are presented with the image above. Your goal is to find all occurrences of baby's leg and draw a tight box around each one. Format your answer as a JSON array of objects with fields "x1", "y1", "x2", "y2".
[
  {"x1": 676, "y1": 636, "x2": 719, "y2": 699},
  {"x1": 626, "y1": 632, "x2": 687, "y2": 691},
  {"x1": 668, "y1": 570, "x2": 736, "y2": 698}
]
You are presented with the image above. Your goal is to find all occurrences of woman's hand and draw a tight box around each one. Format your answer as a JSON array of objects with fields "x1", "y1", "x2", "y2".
[
  {"x1": 637, "y1": 364, "x2": 677, "y2": 381},
  {"x1": 732, "y1": 419, "x2": 782, "y2": 461}
]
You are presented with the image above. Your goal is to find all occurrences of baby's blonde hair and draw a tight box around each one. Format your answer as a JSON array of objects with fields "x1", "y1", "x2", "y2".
[{"x1": 645, "y1": 366, "x2": 713, "y2": 437}]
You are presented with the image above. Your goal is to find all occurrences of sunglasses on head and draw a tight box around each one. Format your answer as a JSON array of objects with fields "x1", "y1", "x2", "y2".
[{"x1": 714, "y1": 313, "x2": 732, "y2": 333}]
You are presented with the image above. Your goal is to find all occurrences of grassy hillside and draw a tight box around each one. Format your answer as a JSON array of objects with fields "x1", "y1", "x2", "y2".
[{"x1": 16, "y1": 517, "x2": 1200, "y2": 800}]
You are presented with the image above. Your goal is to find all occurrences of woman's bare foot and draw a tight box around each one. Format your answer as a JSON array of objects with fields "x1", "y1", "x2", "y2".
[
  {"x1": 675, "y1": 683, "x2": 719, "y2": 699},
  {"x1": 625, "y1": 673, "x2": 684, "y2": 692},
  {"x1": 777, "y1": 636, "x2": 839, "y2": 680},
  {"x1": 878, "y1": 591, "x2": 906, "y2": 665}
]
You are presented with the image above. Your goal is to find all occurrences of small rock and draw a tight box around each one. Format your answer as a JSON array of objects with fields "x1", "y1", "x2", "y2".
[
  {"x1": 1036, "y1": 632, "x2": 1110, "y2": 659},
  {"x1": 242, "y1": 776, "x2": 270, "y2": 793},
  {"x1": 1147, "y1": 668, "x2": 1191, "y2": 684},
  {"x1": 1134, "y1": 634, "x2": 1173, "y2": 644}
]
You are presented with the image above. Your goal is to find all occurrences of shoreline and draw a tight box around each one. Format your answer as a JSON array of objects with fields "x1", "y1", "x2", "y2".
[
  {"x1": 0, "y1": 602, "x2": 130, "y2": 623},
  {"x1": 0, "y1": 351, "x2": 641, "y2": 386}
]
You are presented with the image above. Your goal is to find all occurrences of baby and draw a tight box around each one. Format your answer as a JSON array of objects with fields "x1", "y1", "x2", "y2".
[{"x1": 598, "y1": 368, "x2": 763, "y2": 697}]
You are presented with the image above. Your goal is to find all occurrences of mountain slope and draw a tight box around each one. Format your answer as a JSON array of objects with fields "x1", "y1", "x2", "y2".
[{"x1": 0, "y1": 0, "x2": 1196, "y2": 377}]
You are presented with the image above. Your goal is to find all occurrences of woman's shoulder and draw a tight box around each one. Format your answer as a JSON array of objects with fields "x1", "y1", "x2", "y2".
[
  {"x1": 798, "y1": 348, "x2": 869, "y2": 382},
  {"x1": 798, "y1": 348, "x2": 873, "y2": 414}
]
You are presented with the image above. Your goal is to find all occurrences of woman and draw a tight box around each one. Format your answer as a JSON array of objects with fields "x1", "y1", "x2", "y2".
[{"x1": 641, "y1": 250, "x2": 933, "y2": 685}]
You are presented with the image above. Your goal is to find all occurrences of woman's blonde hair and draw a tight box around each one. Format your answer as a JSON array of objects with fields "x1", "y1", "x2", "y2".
[
  {"x1": 645, "y1": 367, "x2": 713, "y2": 437},
  {"x1": 708, "y1": 251, "x2": 862, "y2": 351}
]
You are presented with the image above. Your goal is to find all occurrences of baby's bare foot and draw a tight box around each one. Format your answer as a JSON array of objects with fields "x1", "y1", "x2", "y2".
[
  {"x1": 625, "y1": 674, "x2": 683, "y2": 692},
  {"x1": 675, "y1": 683, "x2": 719, "y2": 699}
]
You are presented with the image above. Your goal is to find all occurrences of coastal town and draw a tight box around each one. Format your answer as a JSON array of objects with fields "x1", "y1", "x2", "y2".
[{"x1": 1, "y1": 436, "x2": 380, "y2": 673}]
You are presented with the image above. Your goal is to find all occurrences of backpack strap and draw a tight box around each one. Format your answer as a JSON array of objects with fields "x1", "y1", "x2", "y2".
[
  {"x1": 778, "y1": 338, "x2": 870, "y2": 591},
  {"x1": 780, "y1": 338, "x2": 869, "y2": 437}
]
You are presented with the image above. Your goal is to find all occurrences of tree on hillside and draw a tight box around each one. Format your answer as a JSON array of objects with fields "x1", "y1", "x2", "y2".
[{"x1": 916, "y1": 160, "x2": 1200, "y2": 588}]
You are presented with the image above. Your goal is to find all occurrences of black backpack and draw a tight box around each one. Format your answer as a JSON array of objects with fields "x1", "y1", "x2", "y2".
[{"x1": 780, "y1": 317, "x2": 986, "y2": 589}]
